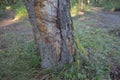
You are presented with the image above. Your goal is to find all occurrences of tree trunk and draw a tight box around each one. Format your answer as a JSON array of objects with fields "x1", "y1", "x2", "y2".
[{"x1": 24, "y1": 0, "x2": 77, "y2": 70}]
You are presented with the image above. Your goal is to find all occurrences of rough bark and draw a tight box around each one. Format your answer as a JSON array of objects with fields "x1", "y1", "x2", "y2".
[{"x1": 24, "y1": 0, "x2": 77, "y2": 70}]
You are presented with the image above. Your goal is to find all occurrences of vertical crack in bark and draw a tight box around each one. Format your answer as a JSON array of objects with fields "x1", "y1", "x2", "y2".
[
  {"x1": 56, "y1": 0, "x2": 62, "y2": 62},
  {"x1": 57, "y1": 0, "x2": 74, "y2": 63}
]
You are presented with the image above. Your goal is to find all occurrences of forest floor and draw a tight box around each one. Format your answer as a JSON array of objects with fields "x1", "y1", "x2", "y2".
[
  {"x1": 73, "y1": 7, "x2": 120, "y2": 36},
  {"x1": 0, "y1": 7, "x2": 120, "y2": 49},
  {"x1": 0, "y1": 7, "x2": 120, "y2": 40},
  {"x1": 73, "y1": 7, "x2": 120, "y2": 80},
  {"x1": 0, "y1": 7, "x2": 120, "y2": 80},
  {"x1": 0, "y1": 7, "x2": 120, "y2": 35}
]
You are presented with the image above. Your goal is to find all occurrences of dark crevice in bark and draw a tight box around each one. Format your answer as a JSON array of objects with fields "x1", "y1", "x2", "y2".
[
  {"x1": 56, "y1": 0, "x2": 62, "y2": 62},
  {"x1": 57, "y1": 0, "x2": 74, "y2": 64}
]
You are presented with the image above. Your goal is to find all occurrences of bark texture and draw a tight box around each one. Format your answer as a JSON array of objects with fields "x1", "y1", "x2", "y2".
[{"x1": 24, "y1": 0, "x2": 76, "y2": 70}]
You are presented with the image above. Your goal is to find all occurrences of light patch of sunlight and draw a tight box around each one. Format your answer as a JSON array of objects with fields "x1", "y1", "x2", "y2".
[
  {"x1": 85, "y1": 5, "x2": 93, "y2": 12},
  {"x1": 6, "y1": 6, "x2": 12, "y2": 10},
  {"x1": 71, "y1": 6, "x2": 78, "y2": 17},
  {"x1": 71, "y1": 6, "x2": 85, "y2": 17},
  {"x1": 0, "y1": 18, "x2": 19, "y2": 27},
  {"x1": 14, "y1": 6, "x2": 28, "y2": 20},
  {"x1": 71, "y1": 4, "x2": 92, "y2": 17}
]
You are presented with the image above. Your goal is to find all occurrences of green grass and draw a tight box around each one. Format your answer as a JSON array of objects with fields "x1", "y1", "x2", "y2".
[
  {"x1": 53, "y1": 20, "x2": 120, "y2": 80},
  {"x1": 0, "y1": 33, "x2": 40, "y2": 80}
]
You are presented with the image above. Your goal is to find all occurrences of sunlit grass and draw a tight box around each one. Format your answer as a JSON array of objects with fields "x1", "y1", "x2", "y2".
[
  {"x1": 5, "y1": 6, "x2": 12, "y2": 10},
  {"x1": 71, "y1": 4, "x2": 92, "y2": 17},
  {"x1": 71, "y1": 6, "x2": 79, "y2": 17},
  {"x1": 14, "y1": 5, "x2": 28, "y2": 20}
]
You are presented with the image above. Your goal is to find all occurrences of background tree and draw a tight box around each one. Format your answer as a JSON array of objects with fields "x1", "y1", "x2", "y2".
[{"x1": 24, "y1": 0, "x2": 77, "y2": 70}]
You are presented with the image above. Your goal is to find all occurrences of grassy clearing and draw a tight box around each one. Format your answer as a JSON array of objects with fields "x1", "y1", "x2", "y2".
[{"x1": 0, "y1": 2, "x2": 120, "y2": 80}]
